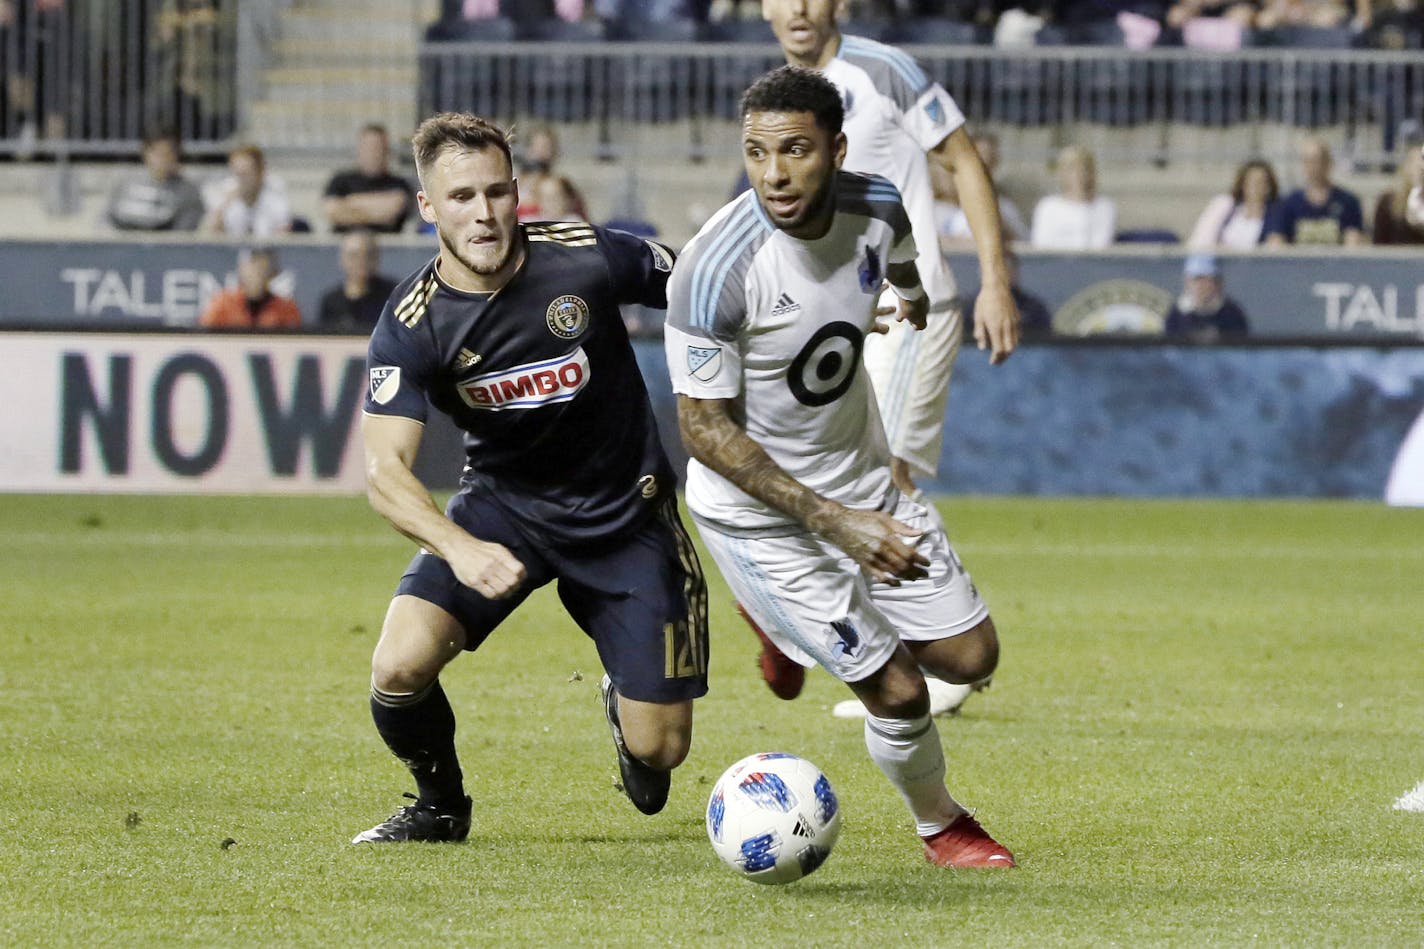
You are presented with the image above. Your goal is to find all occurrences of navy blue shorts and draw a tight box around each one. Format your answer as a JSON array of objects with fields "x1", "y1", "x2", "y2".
[{"x1": 396, "y1": 491, "x2": 709, "y2": 704}]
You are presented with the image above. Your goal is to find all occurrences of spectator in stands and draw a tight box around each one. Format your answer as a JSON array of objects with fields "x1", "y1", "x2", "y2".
[
  {"x1": 1263, "y1": 138, "x2": 1365, "y2": 246},
  {"x1": 1186, "y1": 158, "x2": 1279, "y2": 250},
  {"x1": 1408, "y1": 145, "x2": 1424, "y2": 228},
  {"x1": 1164, "y1": 253, "x2": 1249, "y2": 339},
  {"x1": 515, "y1": 122, "x2": 589, "y2": 222},
  {"x1": 322, "y1": 124, "x2": 415, "y2": 234},
  {"x1": 1030, "y1": 144, "x2": 1116, "y2": 249},
  {"x1": 104, "y1": 128, "x2": 205, "y2": 232},
  {"x1": 934, "y1": 133, "x2": 1028, "y2": 247},
  {"x1": 203, "y1": 144, "x2": 293, "y2": 238},
  {"x1": 199, "y1": 246, "x2": 301, "y2": 330},
  {"x1": 1166, "y1": 0, "x2": 1258, "y2": 29},
  {"x1": 318, "y1": 230, "x2": 398, "y2": 333},
  {"x1": 152, "y1": 0, "x2": 234, "y2": 139},
  {"x1": 1354, "y1": 0, "x2": 1424, "y2": 49},
  {"x1": 1254, "y1": 0, "x2": 1349, "y2": 28},
  {"x1": 532, "y1": 174, "x2": 587, "y2": 222},
  {"x1": 1372, "y1": 141, "x2": 1424, "y2": 245},
  {"x1": 965, "y1": 249, "x2": 1053, "y2": 338}
]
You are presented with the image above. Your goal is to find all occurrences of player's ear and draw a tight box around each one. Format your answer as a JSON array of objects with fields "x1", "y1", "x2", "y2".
[
  {"x1": 416, "y1": 190, "x2": 437, "y2": 225},
  {"x1": 832, "y1": 131, "x2": 847, "y2": 169}
]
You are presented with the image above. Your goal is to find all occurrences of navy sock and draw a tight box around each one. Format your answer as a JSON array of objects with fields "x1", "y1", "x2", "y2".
[{"x1": 370, "y1": 680, "x2": 466, "y2": 808}]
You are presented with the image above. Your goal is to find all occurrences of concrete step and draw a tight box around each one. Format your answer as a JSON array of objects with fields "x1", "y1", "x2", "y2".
[
  {"x1": 278, "y1": 9, "x2": 421, "y2": 43},
  {"x1": 271, "y1": 36, "x2": 416, "y2": 65},
  {"x1": 264, "y1": 66, "x2": 417, "y2": 102}
]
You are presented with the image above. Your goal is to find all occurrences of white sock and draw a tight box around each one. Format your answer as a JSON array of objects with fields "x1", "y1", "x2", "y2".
[{"x1": 863, "y1": 712, "x2": 965, "y2": 836}]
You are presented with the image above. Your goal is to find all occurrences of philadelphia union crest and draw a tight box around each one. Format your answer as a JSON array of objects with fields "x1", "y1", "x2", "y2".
[{"x1": 546, "y1": 295, "x2": 590, "y2": 338}]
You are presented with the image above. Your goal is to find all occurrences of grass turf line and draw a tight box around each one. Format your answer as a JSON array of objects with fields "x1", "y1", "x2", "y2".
[{"x1": 1, "y1": 495, "x2": 1421, "y2": 947}]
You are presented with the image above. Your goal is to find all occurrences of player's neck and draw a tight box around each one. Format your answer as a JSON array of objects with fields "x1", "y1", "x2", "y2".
[{"x1": 436, "y1": 243, "x2": 525, "y2": 295}]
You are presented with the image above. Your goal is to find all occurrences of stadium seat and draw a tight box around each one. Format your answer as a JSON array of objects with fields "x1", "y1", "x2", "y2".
[
  {"x1": 424, "y1": 15, "x2": 518, "y2": 42},
  {"x1": 1115, "y1": 227, "x2": 1179, "y2": 243},
  {"x1": 516, "y1": 18, "x2": 608, "y2": 122},
  {"x1": 883, "y1": 18, "x2": 982, "y2": 46},
  {"x1": 701, "y1": 18, "x2": 774, "y2": 43},
  {"x1": 838, "y1": 18, "x2": 894, "y2": 42},
  {"x1": 1260, "y1": 26, "x2": 1358, "y2": 126},
  {"x1": 608, "y1": 18, "x2": 703, "y2": 123}
]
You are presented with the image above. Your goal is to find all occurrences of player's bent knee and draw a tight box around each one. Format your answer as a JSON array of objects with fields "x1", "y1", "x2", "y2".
[
  {"x1": 914, "y1": 618, "x2": 999, "y2": 684},
  {"x1": 621, "y1": 700, "x2": 694, "y2": 771}
]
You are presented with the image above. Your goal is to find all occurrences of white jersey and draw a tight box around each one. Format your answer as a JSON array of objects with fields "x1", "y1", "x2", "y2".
[
  {"x1": 823, "y1": 36, "x2": 970, "y2": 477},
  {"x1": 824, "y1": 35, "x2": 965, "y2": 307},
  {"x1": 665, "y1": 171, "x2": 917, "y2": 532}
]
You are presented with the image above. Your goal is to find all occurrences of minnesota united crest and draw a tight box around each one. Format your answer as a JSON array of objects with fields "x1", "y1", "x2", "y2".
[{"x1": 546, "y1": 295, "x2": 590, "y2": 338}]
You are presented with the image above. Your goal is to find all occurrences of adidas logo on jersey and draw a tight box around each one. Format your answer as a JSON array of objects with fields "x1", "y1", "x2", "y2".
[{"x1": 771, "y1": 292, "x2": 800, "y2": 316}]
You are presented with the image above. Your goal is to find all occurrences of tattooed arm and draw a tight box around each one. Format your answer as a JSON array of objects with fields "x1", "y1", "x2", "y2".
[{"x1": 677, "y1": 394, "x2": 927, "y2": 584}]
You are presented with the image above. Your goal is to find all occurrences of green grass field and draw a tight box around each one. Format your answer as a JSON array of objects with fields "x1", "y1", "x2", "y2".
[{"x1": 2, "y1": 494, "x2": 1422, "y2": 947}]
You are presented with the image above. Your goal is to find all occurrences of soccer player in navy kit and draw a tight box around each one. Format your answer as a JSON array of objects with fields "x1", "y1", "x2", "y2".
[{"x1": 353, "y1": 113, "x2": 707, "y2": 843}]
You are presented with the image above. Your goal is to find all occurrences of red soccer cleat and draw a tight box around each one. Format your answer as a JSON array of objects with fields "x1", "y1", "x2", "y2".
[
  {"x1": 736, "y1": 602, "x2": 805, "y2": 700},
  {"x1": 921, "y1": 813, "x2": 1016, "y2": 868}
]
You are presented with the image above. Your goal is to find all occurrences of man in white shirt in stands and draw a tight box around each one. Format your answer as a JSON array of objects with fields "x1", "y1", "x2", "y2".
[{"x1": 1030, "y1": 144, "x2": 1117, "y2": 249}]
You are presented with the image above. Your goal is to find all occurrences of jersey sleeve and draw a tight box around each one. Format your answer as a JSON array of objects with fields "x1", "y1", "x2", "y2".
[
  {"x1": 596, "y1": 224, "x2": 678, "y2": 308},
  {"x1": 663, "y1": 230, "x2": 753, "y2": 401},
  {"x1": 900, "y1": 83, "x2": 966, "y2": 154},
  {"x1": 848, "y1": 40, "x2": 965, "y2": 153},
  {"x1": 364, "y1": 303, "x2": 436, "y2": 423}
]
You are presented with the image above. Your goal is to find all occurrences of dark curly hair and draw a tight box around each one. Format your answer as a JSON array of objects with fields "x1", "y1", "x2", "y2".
[{"x1": 741, "y1": 65, "x2": 844, "y2": 138}]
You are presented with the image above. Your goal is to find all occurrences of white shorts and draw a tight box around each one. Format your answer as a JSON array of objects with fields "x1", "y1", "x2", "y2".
[
  {"x1": 697, "y1": 493, "x2": 988, "y2": 684},
  {"x1": 862, "y1": 289, "x2": 962, "y2": 479}
]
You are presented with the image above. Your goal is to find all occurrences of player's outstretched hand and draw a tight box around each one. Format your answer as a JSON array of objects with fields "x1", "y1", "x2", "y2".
[
  {"x1": 972, "y1": 282, "x2": 1019, "y2": 365},
  {"x1": 815, "y1": 506, "x2": 929, "y2": 586},
  {"x1": 447, "y1": 538, "x2": 527, "y2": 600}
]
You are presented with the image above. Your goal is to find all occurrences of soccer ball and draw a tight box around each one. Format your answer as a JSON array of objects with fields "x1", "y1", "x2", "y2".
[{"x1": 706, "y1": 752, "x2": 842, "y2": 884}]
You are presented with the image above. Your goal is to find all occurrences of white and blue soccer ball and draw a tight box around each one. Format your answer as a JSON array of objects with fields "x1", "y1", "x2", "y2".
[{"x1": 706, "y1": 752, "x2": 842, "y2": 884}]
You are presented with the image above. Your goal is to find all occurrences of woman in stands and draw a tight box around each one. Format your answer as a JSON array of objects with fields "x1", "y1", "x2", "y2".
[
  {"x1": 1186, "y1": 159, "x2": 1280, "y2": 250},
  {"x1": 1372, "y1": 142, "x2": 1424, "y2": 245}
]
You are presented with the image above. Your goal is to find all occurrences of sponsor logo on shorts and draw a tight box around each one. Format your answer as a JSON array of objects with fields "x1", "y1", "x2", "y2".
[
  {"x1": 545, "y1": 294, "x2": 590, "y2": 339},
  {"x1": 456, "y1": 348, "x2": 589, "y2": 411},
  {"x1": 830, "y1": 619, "x2": 860, "y2": 660},
  {"x1": 687, "y1": 345, "x2": 722, "y2": 382},
  {"x1": 637, "y1": 474, "x2": 658, "y2": 499},
  {"x1": 369, "y1": 366, "x2": 400, "y2": 405}
]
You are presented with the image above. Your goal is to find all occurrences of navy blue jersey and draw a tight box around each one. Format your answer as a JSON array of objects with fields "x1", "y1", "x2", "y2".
[{"x1": 365, "y1": 222, "x2": 678, "y2": 549}]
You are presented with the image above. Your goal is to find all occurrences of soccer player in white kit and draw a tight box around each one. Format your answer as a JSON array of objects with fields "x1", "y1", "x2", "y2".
[
  {"x1": 746, "y1": 0, "x2": 1020, "y2": 714},
  {"x1": 666, "y1": 66, "x2": 1014, "y2": 868}
]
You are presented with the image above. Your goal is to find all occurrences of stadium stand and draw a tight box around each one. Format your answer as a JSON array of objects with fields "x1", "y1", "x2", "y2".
[{"x1": 0, "y1": 0, "x2": 1420, "y2": 248}]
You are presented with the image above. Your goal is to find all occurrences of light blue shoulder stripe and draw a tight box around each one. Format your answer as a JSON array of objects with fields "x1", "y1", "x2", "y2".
[
  {"x1": 839, "y1": 35, "x2": 929, "y2": 93},
  {"x1": 689, "y1": 196, "x2": 771, "y2": 331}
]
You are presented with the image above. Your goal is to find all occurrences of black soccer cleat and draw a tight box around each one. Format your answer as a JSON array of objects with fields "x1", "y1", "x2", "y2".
[
  {"x1": 351, "y1": 793, "x2": 472, "y2": 844},
  {"x1": 600, "y1": 674, "x2": 671, "y2": 816}
]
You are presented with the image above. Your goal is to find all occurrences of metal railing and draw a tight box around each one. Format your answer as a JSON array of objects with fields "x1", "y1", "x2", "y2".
[
  {"x1": 420, "y1": 42, "x2": 1424, "y2": 167},
  {"x1": 0, "y1": 0, "x2": 303, "y2": 157},
  {"x1": 2, "y1": 15, "x2": 1420, "y2": 167}
]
